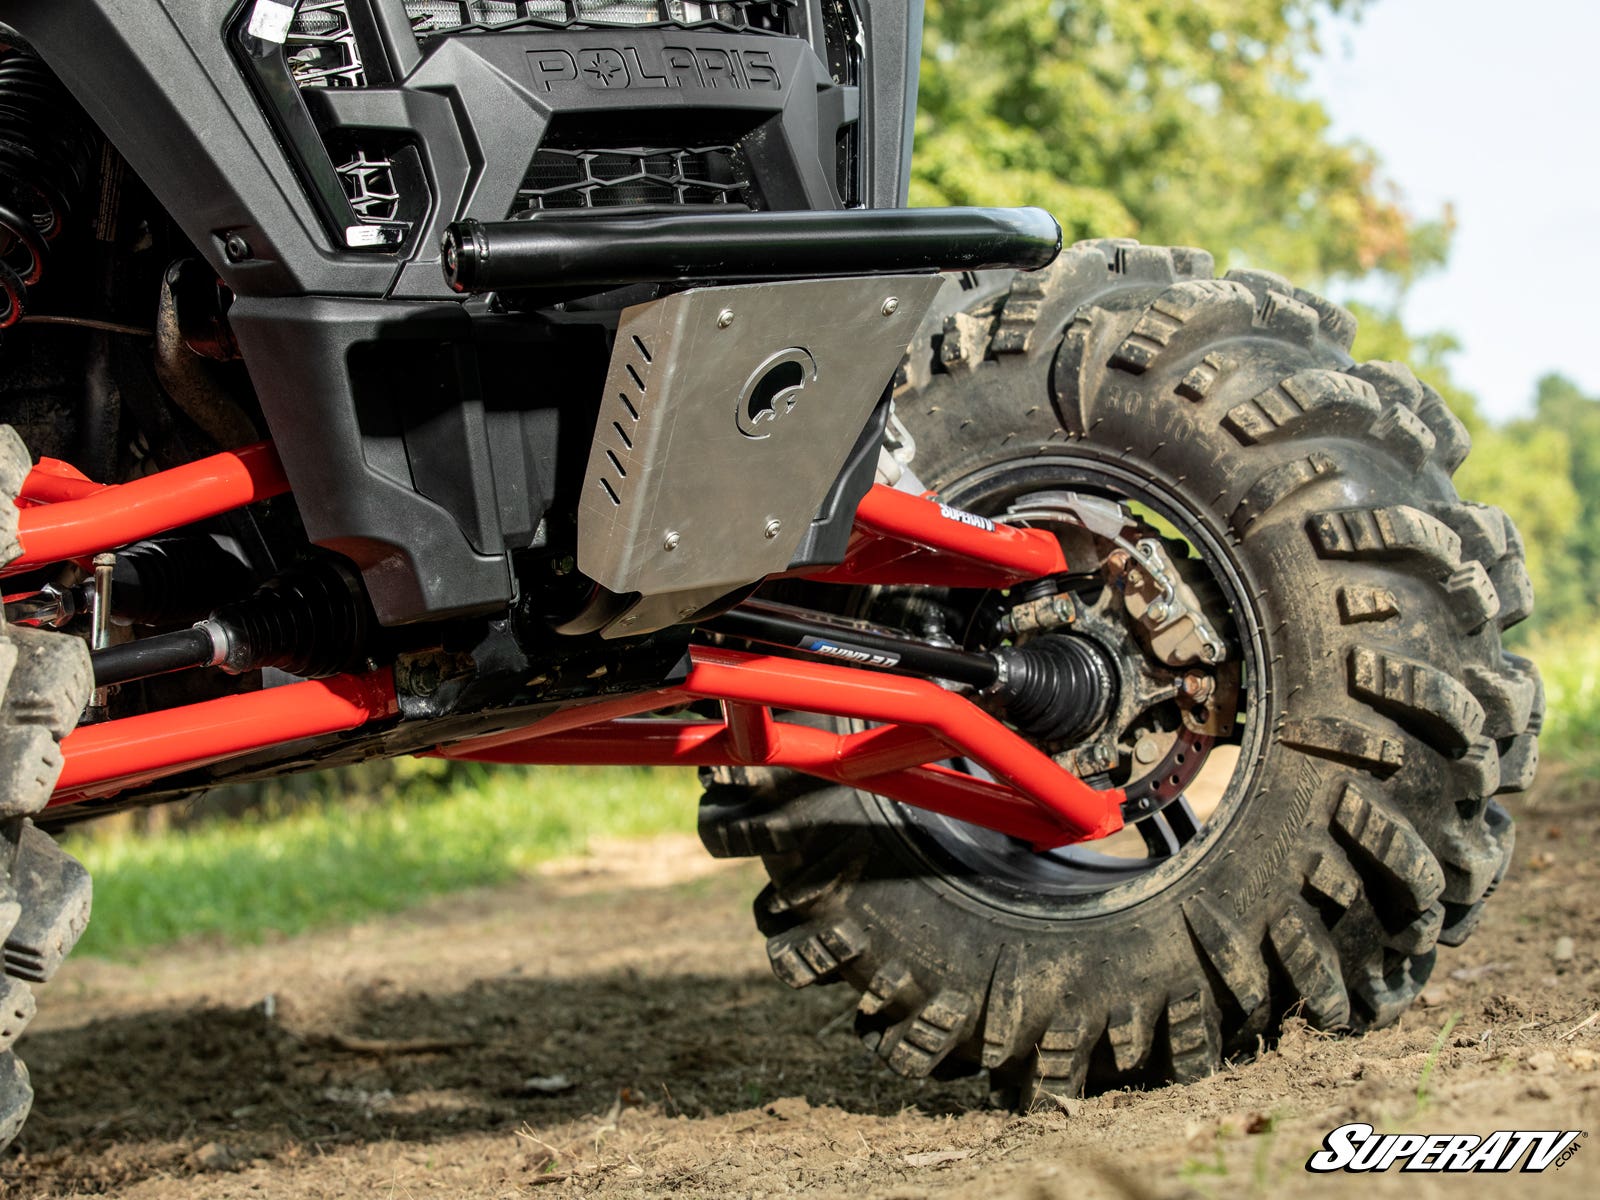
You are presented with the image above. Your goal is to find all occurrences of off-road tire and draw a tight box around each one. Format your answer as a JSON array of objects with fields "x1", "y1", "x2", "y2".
[
  {"x1": 700, "y1": 241, "x2": 1539, "y2": 1105},
  {"x1": 0, "y1": 425, "x2": 94, "y2": 1149}
]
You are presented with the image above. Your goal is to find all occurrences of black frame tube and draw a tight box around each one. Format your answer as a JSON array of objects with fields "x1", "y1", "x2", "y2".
[{"x1": 441, "y1": 207, "x2": 1062, "y2": 294}]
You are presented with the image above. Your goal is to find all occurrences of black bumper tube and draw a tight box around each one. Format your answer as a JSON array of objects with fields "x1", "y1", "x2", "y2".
[{"x1": 441, "y1": 206, "x2": 1062, "y2": 294}]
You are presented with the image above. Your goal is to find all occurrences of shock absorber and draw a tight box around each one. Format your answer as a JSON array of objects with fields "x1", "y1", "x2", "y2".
[{"x1": 0, "y1": 50, "x2": 96, "y2": 328}]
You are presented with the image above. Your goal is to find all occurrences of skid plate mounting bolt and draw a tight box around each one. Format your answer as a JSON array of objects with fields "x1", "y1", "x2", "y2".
[
  {"x1": 763, "y1": 518, "x2": 782, "y2": 539},
  {"x1": 223, "y1": 233, "x2": 252, "y2": 262},
  {"x1": 716, "y1": 308, "x2": 735, "y2": 329},
  {"x1": 662, "y1": 531, "x2": 680, "y2": 552},
  {"x1": 882, "y1": 296, "x2": 900, "y2": 316}
]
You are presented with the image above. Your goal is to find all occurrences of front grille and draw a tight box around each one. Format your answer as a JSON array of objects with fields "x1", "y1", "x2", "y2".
[
  {"x1": 239, "y1": 0, "x2": 856, "y2": 251},
  {"x1": 405, "y1": 1, "x2": 794, "y2": 38},
  {"x1": 513, "y1": 145, "x2": 753, "y2": 212}
]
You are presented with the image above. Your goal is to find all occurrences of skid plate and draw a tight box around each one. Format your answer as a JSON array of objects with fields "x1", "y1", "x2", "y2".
[{"x1": 578, "y1": 275, "x2": 943, "y2": 607}]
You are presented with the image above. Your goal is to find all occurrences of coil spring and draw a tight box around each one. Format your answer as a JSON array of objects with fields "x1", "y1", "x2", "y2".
[{"x1": 0, "y1": 51, "x2": 96, "y2": 329}]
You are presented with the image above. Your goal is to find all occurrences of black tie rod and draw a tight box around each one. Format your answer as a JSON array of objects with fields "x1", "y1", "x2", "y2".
[
  {"x1": 704, "y1": 599, "x2": 1115, "y2": 746},
  {"x1": 440, "y1": 206, "x2": 1062, "y2": 294}
]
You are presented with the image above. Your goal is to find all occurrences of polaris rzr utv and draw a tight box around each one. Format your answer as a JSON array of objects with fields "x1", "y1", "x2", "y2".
[{"x1": 0, "y1": 0, "x2": 1537, "y2": 1146}]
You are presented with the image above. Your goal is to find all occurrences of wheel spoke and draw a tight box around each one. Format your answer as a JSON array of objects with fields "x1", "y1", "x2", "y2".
[{"x1": 1135, "y1": 796, "x2": 1201, "y2": 858}]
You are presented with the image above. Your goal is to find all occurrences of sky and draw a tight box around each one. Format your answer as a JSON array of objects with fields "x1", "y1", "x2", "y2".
[{"x1": 1307, "y1": 0, "x2": 1600, "y2": 422}]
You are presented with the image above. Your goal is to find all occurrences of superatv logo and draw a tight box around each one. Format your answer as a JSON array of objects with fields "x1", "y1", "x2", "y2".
[
  {"x1": 937, "y1": 504, "x2": 996, "y2": 533},
  {"x1": 1305, "y1": 1122, "x2": 1586, "y2": 1173},
  {"x1": 799, "y1": 637, "x2": 900, "y2": 669},
  {"x1": 529, "y1": 44, "x2": 781, "y2": 92}
]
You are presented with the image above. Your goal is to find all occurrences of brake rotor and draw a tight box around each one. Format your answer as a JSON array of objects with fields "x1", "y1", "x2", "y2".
[{"x1": 1121, "y1": 727, "x2": 1216, "y2": 821}]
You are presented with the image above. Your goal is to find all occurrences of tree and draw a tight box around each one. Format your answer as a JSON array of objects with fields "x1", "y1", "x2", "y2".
[
  {"x1": 913, "y1": 0, "x2": 1450, "y2": 284},
  {"x1": 913, "y1": 0, "x2": 1590, "y2": 640},
  {"x1": 1509, "y1": 375, "x2": 1600, "y2": 625}
]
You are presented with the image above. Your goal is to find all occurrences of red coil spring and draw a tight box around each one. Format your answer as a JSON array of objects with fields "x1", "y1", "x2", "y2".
[{"x1": 0, "y1": 51, "x2": 96, "y2": 329}]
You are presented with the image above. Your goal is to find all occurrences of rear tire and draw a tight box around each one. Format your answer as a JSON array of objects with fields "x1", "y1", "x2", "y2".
[
  {"x1": 0, "y1": 426, "x2": 94, "y2": 1149},
  {"x1": 700, "y1": 241, "x2": 1538, "y2": 1105}
]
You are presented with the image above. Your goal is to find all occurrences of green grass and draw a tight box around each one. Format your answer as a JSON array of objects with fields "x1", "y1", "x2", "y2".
[
  {"x1": 1414, "y1": 1011, "x2": 1459, "y2": 1113},
  {"x1": 64, "y1": 762, "x2": 700, "y2": 959}
]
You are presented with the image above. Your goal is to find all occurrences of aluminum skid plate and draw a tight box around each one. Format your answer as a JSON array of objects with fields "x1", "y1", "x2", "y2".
[{"x1": 578, "y1": 275, "x2": 944, "y2": 607}]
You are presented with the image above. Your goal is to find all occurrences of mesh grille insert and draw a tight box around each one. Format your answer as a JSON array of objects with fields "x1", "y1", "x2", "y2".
[
  {"x1": 513, "y1": 145, "x2": 753, "y2": 212},
  {"x1": 335, "y1": 149, "x2": 403, "y2": 222},
  {"x1": 286, "y1": 0, "x2": 366, "y2": 88},
  {"x1": 405, "y1": 1, "x2": 793, "y2": 38}
]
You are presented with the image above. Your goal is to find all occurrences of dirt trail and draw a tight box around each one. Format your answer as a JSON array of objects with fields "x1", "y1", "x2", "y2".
[{"x1": 4, "y1": 790, "x2": 1599, "y2": 1199}]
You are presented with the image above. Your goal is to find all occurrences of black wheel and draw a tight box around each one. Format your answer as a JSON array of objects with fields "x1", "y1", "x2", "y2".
[
  {"x1": 0, "y1": 426, "x2": 94, "y2": 1149},
  {"x1": 700, "y1": 241, "x2": 1540, "y2": 1105}
]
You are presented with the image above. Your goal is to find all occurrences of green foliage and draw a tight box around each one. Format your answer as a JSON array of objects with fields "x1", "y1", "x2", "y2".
[
  {"x1": 1460, "y1": 415, "x2": 1581, "y2": 628},
  {"x1": 1451, "y1": 372, "x2": 1600, "y2": 637},
  {"x1": 1527, "y1": 626, "x2": 1600, "y2": 777},
  {"x1": 913, "y1": 0, "x2": 1450, "y2": 283},
  {"x1": 1518, "y1": 376, "x2": 1600, "y2": 623},
  {"x1": 65, "y1": 764, "x2": 700, "y2": 957}
]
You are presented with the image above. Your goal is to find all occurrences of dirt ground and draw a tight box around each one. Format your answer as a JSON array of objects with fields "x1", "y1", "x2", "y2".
[{"x1": 4, "y1": 784, "x2": 1598, "y2": 1200}]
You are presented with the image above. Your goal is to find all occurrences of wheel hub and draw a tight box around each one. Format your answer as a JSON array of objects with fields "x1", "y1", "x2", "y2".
[{"x1": 860, "y1": 453, "x2": 1259, "y2": 911}]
